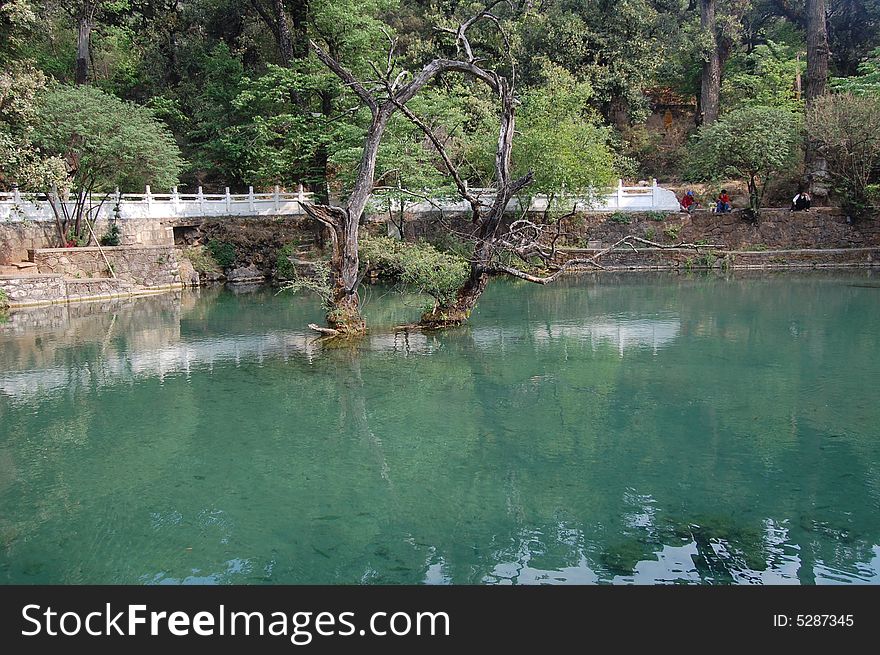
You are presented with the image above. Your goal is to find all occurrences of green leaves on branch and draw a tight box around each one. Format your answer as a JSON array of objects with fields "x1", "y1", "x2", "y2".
[
  {"x1": 0, "y1": 62, "x2": 67, "y2": 190},
  {"x1": 807, "y1": 93, "x2": 880, "y2": 217},
  {"x1": 513, "y1": 64, "x2": 618, "y2": 205},
  {"x1": 32, "y1": 84, "x2": 184, "y2": 192},
  {"x1": 280, "y1": 260, "x2": 334, "y2": 311},
  {"x1": 465, "y1": 63, "x2": 619, "y2": 206},
  {"x1": 722, "y1": 41, "x2": 805, "y2": 113},
  {"x1": 831, "y1": 48, "x2": 880, "y2": 96},
  {"x1": 685, "y1": 106, "x2": 802, "y2": 212},
  {"x1": 359, "y1": 236, "x2": 469, "y2": 307}
]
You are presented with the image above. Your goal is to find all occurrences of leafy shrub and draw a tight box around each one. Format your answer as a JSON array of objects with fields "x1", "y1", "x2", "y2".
[
  {"x1": 685, "y1": 106, "x2": 802, "y2": 213},
  {"x1": 64, "y1": 226, "x2": 89, "y2": 247},
  {"x1": 181, "y1": 246, "x2": 220, "y2": 274},
  {"x1": 207, "y1": 239, "x2": 236, "y2": 268},
  {"x1": 280, "y1": 260, "x2": 334, "y2": 311},
  {"x1": 275, "y1": 244, "x2": 297, "y2": 280},
  {"x1": 359, "y1": 236, "x2": 469, "y2": 306},
  {"x1": 664, "y1": 225, "x2": 681, "y2": 241},
  {"x1": 0, "y1": 288, "x2": 8, "y2": 310},
  {"x1": 609, "y1": 211, "x2": 632, "y2": 224},
  {"x1": 100, "y1": 222, "x2": 121, "y2": 246},
  {"x1": 646, "y1": 211, "x2": 667, "y2": 222},
  {"x1": 807, "y1": 94, "x2": 880, "y2": 219}
]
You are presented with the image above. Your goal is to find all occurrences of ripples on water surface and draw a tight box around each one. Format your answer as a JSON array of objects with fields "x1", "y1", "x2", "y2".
[{"x1": 1, "y1": 272, "x2": 878, "y2": 584}]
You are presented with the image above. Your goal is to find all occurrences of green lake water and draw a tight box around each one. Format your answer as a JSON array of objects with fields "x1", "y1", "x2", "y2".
[{"x1": 1, "y1": 272, "x2": 879, "y2": 584}]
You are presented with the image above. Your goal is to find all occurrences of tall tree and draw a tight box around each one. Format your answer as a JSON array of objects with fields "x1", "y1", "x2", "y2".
[
  {"x1": 32, "y1": 84, "x2": 184, "y2": 244},
  {"x1": 699, "y1": 0, "x2": 722, "y2": 125},
  {"x1": 806, "y1": 0, "x2": 830, "y2": 101},
  {"x1": 303, "y1": 2, "x2": 530, "y2": 335},
  {"x1": 697, "y1": 0, "x2": 747, "y2": 126},
  {"x1": 73, "y1": 1, "x2": 98, "y2": 84},
  {"x1": 249, "y1": 0, "x2": 295, "y2": 65},
  {"x1": 805, "y1": 0, "x2": 831, "y2": 196}
]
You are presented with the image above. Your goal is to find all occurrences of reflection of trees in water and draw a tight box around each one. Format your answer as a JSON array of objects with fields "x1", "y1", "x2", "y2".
[{"x1": 1, "y1": 274, "x2": 879, "y2": 583}]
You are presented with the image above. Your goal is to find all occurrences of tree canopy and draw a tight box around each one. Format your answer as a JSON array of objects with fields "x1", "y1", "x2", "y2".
[
  {"x1": 32, "y1": 84, "x2": 183, "y2": 193},
  {"x1": 685, "y1": 105, "x2": 802, "y2": 211}
]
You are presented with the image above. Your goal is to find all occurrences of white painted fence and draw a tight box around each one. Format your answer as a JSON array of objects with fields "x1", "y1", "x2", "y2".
[{"x1": 0, "y1": 179, "x2": 680, "y2": 223}]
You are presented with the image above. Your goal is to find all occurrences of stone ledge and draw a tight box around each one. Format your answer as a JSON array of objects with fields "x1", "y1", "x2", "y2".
[
  {"x1": 556, "y1": 246, "x2": 880, "y2": 270},
  {"x1": 30, "y1": 245, "x2": 178, "y2": 255},
  {"x1": 0, "y1": 273, "x2": 65, "y2": 280}
]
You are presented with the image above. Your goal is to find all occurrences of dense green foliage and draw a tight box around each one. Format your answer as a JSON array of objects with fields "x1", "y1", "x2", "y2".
[
  {"x1": 807, "y1": 93, "x2": 880, "y2": 216},
  {"x1": 832, "y1": 47, "x2": 880, "y2": 96},
  {"x1": 3, "y1": 0, "x2": 880, "y2": 210},
  {"x1": 685, "y1": 106, "x2": 802, "y2": 211},
  {"x1": 99, "y1": 222, "x2": 121, "y2": 246},
  {"x1": 32, "y1": 84, "x2": 183, "y2": 193},
  {"x1": 206, "y1": 239, "x2": 236, "y2": 268},
  {"x1": 359, "y1": 236, "x2": 469, "y2": 306}
]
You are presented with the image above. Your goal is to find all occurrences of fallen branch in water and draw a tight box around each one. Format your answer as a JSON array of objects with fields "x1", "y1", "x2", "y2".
[
  {"x1": 488, "y1": 235, "x2": 726, "y2": 284},
  {"x1": 308, "y1": 323, "x2": 340, "y2": 337}
]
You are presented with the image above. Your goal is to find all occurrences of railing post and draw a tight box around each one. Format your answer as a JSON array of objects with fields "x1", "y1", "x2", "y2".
[
  {"x1": 145, "y1": 185, "x2": 152, "y2": 206},
  {"x1": 12, "y1": 184, "x2": 21, "y2": 205},
  {"x1": 172, "y1": 185, "x2": 179, "y2": 203},
  {"x1": 248, "y1": 185, "x2": 255, "y2": 213},
  {"x1": 225, "y1": 187, "x2": 231, "y2": 214},
  {"x1": 297, "y1": 183, "x2": 305, "y2": 203},
  {"x1": 274, "y1": 185, "x2": 280, "y2": 212},
  {"x1": 197, "y1": 186, "x2": 205, "y2": 214},
  {"x1": 652, "y1": 178, "x2": 658, "y2": 209},
  {"x1": 617, "y1": 179, "x2": 623, "y2": 209},
  {"x1": 113, "y1": 186, "x2": 121, "y2": 221}
]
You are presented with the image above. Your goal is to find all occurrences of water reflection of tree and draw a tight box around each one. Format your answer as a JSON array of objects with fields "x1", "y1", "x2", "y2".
[{"x1": 2, "y1": 274, "x2": 879, "y2": 584}]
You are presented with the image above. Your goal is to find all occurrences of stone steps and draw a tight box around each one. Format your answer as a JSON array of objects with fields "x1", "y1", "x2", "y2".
[{"x1": 0, "y1": 261, "x2": 38, "y2": 275}]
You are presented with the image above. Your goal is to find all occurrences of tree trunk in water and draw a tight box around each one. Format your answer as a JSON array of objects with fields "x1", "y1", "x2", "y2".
[
  {"x1": 301, "y1": 111, "x2": 390, "y2": 335},
  {"x1": 804, "y1": 0, "x2": 830, "y2": 198},
  {"x1": 75, "y1": 6, "x2": 94, "y2": 85},
  {"x1": 328, "y1": 281, "x2": 366, "y2": 334},
  {"x1": 419, "y1": 81, "x2": 525, "y2": 329},
  {"x1": 698, "y1": 0, "x2": 721, "y2": 126},
  {"x1": 420, "y1": 265, "x2": 490, "y2": 328}
]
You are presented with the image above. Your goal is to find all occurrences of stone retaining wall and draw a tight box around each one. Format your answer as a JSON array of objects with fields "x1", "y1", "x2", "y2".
[
  {"x1": 30, "y1": 245, "x2": 182, "y2": 287},
  {"x1": 555, "y1": 247, "x2": 880, "y2": 270},
  {"x1": 0, "y1": 217, "x2": 175, "y2": 263},
  {"x1": 402, "y1": 208, "x2": 880, "y2": 250},
  {"x1": 0, "y1": 274, "x2": 67, "y2": 304}
]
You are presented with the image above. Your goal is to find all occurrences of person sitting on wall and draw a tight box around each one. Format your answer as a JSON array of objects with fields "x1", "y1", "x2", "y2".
[
  {"x1": 715, "y1": 189, "x2": 732, "y2": 213},
  {"x1": 791, "y1": 190, "x2": 811, "y2": 211},
  {"x1": 680, "y1": 190, "x2": 698, "y2": 213}
]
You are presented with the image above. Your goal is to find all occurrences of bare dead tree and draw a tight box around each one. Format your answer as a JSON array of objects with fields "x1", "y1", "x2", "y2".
[{"x1": 302, "y1": 0, "x2": 519, "y2": 335}]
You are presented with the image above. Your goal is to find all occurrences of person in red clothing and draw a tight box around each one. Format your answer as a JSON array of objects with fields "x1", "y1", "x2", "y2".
[
  {"x1": 715, "y1": 189, "x2": 732, "y2": 213},
  {"x1": 680, "y1": 190, "x2": 698, "y2": 212}
]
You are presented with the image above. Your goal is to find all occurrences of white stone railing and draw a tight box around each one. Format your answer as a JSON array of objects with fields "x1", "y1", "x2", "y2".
[
  {"x1": 0, "y1": 179, "x2": 680, "y2": 223},
  {"x1": 0, "y1": 185, "x2": 314, "y2": 223},
  {"x1": 381, "y1": 179, "x2": 680, "y2": 214}
]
